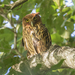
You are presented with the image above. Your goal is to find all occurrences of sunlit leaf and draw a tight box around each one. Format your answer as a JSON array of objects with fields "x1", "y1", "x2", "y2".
[{"x1": 51, "y1": 33, "x2": 63, "y2": 44}]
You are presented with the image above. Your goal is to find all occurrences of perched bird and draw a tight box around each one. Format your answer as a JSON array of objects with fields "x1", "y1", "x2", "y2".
[{"x1": 22, "y1": 12, "x2": 51, "y2": 57}]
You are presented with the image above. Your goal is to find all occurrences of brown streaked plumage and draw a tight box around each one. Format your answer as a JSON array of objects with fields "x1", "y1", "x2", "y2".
[{"x1": 22, "y1": 12, "x2": 51, "y2": 57}]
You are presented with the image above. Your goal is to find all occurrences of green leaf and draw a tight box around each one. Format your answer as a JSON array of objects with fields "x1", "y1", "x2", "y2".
[
  {"x1": 36, "y1": 8, "x2": 40, "y2": 12},
  {"x1": 71, "y1": 70, "x2": 75, "y2": 75},
  {"x1": 51, "y1": 33, "x2": 63, "y2": 44},
  {"x1": 35, "y1": 0, "x2": 42, "y2": 4},
  {"x1": 40, "y1": 0, "x2": 56, "y2": 24},
  {"x1": 35, "y1": 64, "x2": 42, "y2": 70},
  {"x1": 17, "y1": 25, "x2": 22, "y2": 37},
  {"x1": 31, "y1": 64, "x2": 42, "y2": 75},
  {"x1": 20, "y1": 62, "x2": 42, "y2": 75},
  {"x1": 65, "y1": 22, "x2": 74, "y2": 33},
  {"x1": 53, "y1": 13, "x2": 65, "y2": 34},
  {"x1": 20, "y1": 62, "x2": 32, "y2": 75},
  {"x1": 0, "y1": 4, "x2": 4, "y2": 7},
  {"x1": 61, "y1": 30, "x2": 70, "y2": 39},
  {"x1": 0, "y1": 39, "x2": 11, "y2": 53},
  {"x1": 0, "y1": 16, "x2": 3, "y2": 26},
  {"x1": 70, "y1": 15, "x2": 75, "y2": 22},
  {"x1": 0, "y1": 53, "x2": 20, "y2": 74},
  {"x1": 0, "y1": 28, "x2": 14, "y2": 42},
  {"x1": 71, "y1": 0, "x2": 75, "y2": 10},
  {"x1": 60, "y1": 0, "x2": 63, "y2": 6},
  {"x1": 50, "y1": 59, "x2": 65, "y2": 71},
  {"x1": 62, "y1": 7, "x2": 70, "y2": 13},
  {"x1": 2, "y1": 4, "x2": 4, "y2": 7},
  {"x1": 22, "y1": 51, "x2": 27, "y2": 57}
]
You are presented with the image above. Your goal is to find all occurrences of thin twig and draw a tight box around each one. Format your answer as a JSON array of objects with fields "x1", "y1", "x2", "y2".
[
  {"x1": 0, "y1": 13, "x2": 10, "y2": 22},
  {"x1": 14, "y1": 27, "x2": 17, "y2": 49},
  {"x1": 0, "y1": 0, "x2": 28, "y2": 10},
  {"x1": 0, "y1": 13, "x2": 14, "y2": 27},
  {"x1": 0, "y1": 26, "x2": 14, "y2": 33},
  {"x1": 10, "y1": 0, "x2": 28, "y2": 10},
  {"x1": 6, "y1": 27, "x2": 14, "y2": 33},
  {"x1": 13, "y1": 26, "x2": 24, "y2": 58}
]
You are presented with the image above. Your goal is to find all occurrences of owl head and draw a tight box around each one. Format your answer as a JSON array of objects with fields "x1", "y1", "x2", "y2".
[{"x1": 22, "y1": 12, "x2": 42, "y2": 29}]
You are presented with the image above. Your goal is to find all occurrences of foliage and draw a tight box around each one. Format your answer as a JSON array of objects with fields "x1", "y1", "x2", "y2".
[{"x1": 0, "y1": 0, "x2": 75, "y2": 75}]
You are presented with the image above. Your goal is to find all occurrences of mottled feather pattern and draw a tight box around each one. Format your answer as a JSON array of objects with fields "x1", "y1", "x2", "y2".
[{"x1": 22, "y1": 12, "x2": 51, "y2": 57}]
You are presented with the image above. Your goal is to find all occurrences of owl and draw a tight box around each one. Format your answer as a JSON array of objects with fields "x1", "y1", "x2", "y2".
[{"x1": 22, "y1": 12, "x2": 51, "y2": 57}]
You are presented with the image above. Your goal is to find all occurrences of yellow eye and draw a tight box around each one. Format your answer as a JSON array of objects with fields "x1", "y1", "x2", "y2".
[
  {"x1": 26, "y1": 19, "x2": 29, "y2": 22},
  {"x1": 34, "y1": 17, "x2": 37, "y2": 20}
]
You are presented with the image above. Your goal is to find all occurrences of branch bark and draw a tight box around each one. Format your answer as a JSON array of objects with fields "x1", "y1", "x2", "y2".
[
  {"x1": 29, "y1": 45, "x2": 75, "y2": 69},
  {"x1": 12, "y1": 45, "x2": 75, "y2": 72},
  {"x1": 0, "y1": 0, "x2": 28, "y2": 10},
  {"x1": 10, "y1": 0, "x2": 28, "y2": 10}
]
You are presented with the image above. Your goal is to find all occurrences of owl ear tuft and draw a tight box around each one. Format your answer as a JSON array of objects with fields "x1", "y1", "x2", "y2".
[{"x1": 36, "y1": 12, "x2": 40, "y2": 15}]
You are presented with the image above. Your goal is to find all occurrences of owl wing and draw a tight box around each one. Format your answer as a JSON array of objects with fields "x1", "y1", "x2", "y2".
[
  {"x1": 32, "y1": 24, "x2": 51, "y2": 53},
  {"x1": 22, "y1": 38, "x2": 28, "y2": 50},
  {"x1": 22, "y1": 38, "x2": 24, "y2": 46},
  {"x1": 40, "y1": 24, "x2": 51, "y2": 49}
]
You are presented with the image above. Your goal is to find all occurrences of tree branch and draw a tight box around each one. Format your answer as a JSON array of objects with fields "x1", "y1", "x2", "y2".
[
  {"x1": 12, "y1": 45, "x2": 75, "y2": 72},
  {"x1": 30, "y1": 45, "x2": 75, "y2": 69},
  {"x1": 1, "y1": 0, "x2": 28, "y2": 10},
  {"x1": 10, "y1": 0, "x2": 28, "y2": 10}
]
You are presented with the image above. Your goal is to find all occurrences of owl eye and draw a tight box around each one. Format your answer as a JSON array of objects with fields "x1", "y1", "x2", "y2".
[
  {"x1": 34, "y1": 17, "x2": 37, "y2": 21},
  {"x1": 26, "y1": 19, "x2": 29, "y2": 22}
]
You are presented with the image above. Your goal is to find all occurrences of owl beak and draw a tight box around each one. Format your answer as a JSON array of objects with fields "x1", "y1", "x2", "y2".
[{"x1": 31, "y1": 21, "x2": 33, "y2": 27}]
